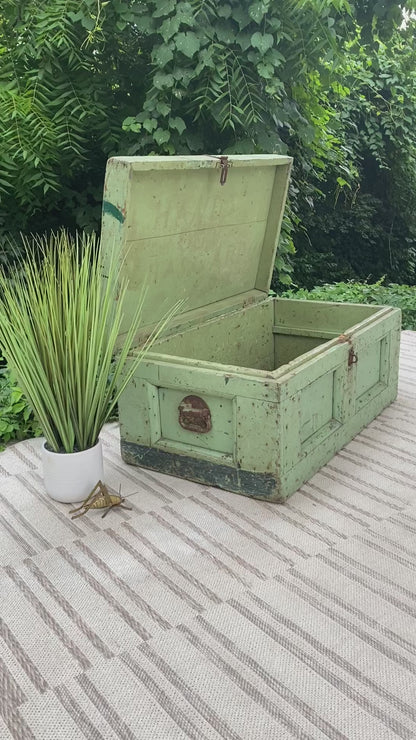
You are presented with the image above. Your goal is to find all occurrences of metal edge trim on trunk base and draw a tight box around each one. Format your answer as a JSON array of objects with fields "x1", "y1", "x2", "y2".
[{"x1": 120, "y1": 440, "x2": 282, "y2": 502}]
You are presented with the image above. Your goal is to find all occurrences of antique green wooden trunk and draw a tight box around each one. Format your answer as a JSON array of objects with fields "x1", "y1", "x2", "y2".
[{"x1": 102, "y1": 155, "x2": 401, "y2": 502}]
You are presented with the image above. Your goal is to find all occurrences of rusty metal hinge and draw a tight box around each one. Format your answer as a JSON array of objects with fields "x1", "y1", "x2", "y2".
[
  {"x1": 178, "y1": 395, "x2": 212, "y2": 433},
  {"x1": 348, "y1": 348, "x2": 358, "y2": 367},
  {"x1": 210, "y1": 155, "x2": 231, "y2": 185}
]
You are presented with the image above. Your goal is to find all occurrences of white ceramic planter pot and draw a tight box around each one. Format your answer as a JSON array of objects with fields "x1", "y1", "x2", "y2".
[{"x1": 42, "y1": 440, "x2": 104, "y2": 503}]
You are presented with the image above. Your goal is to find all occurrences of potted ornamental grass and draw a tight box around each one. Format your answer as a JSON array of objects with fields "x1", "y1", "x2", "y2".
[{"x1": 0, "y1": 230, "x2": 180, "y2": 503}]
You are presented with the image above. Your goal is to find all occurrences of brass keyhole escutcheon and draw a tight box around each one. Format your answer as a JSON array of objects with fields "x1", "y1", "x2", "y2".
[{"x1": 178, "y1": 395, "x2": 212, "y2": 433}]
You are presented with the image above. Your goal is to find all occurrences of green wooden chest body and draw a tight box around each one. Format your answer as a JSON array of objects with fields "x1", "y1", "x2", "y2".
[{"x1": 102, "y1": 155, "x2": 401, "y2": 502}]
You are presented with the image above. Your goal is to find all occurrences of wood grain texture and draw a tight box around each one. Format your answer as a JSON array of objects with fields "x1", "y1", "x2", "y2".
[{"x1": 102, "y1": 155, "x2": 401, "y2": 501}]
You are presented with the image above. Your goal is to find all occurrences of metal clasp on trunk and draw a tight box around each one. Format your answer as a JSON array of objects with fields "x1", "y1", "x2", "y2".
[
  {"x1": 210, "y1": 155, "x2": 231, "y2": 185},
  {"x1": 348, "y1": 348, "x2": 358, "y2": 367},
  {"x1": 338, "y1": 335, "x2": 358, "y2": 368},
  {"x1": 178, "y1": 395, "x2": 212, "y2": 433}
]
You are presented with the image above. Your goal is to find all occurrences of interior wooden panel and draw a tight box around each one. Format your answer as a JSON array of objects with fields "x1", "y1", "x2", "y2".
[
  {"x1": 155, "y1": 298, "x2": 388, "y2": 372},
  {"x1": 128, "y1": 166, "x2": 275, "y2": 238},
  {"x1": 156, "y1": 301, "x2": 275, "y2": 370},
  {"x1": 124, "y1": 221, "x2": 266, "y2": 329},
  {"x1": 273, "y1": 298, "x2": 380, "y2": 333},
  {"x1": 273, "y1": 335, "x2": 328, "y2": 368},
  {"x1": 255, "y1": 165, "x2": 293, "y2": 291},
  {"x1": 155, "y1": 299, "x2": 330, "y2": 371},
  {"x1": 121, "y1": 165, "x2": 280, "y2": 328}
]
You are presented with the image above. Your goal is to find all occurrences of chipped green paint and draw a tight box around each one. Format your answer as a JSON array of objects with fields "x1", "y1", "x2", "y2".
[
  {"x1": 102, "y1": 200, "x2": 125, "y2": 223},
  {"x1": 102, "y1": 155, "x2": 401, "y2": 502},
  {"x1": 118, "y1": 302, "x2": 401, "y2": 502}
]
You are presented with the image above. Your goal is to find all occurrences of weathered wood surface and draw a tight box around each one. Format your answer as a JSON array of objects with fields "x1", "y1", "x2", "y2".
[
  {"x1": 102, "y1": 155, "x2": 401, "y2": 501},
  {"x1": 120, "y1": 299, "x2": 401, "y2": 501},
  {"x1": 101, "y1": 154, "x2": 292, "y2": 336}
]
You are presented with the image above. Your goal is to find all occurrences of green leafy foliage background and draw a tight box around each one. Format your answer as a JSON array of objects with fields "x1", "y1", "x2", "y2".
[
  {"x1": 1, "y1": 0, "x2": 416, "y2": 287},
  {"x1": 283, "y1": 280, "x2": 416, "y2": 329},
  {"x1": 0, "y1": 368, "x2": 42, "y2": 450}
]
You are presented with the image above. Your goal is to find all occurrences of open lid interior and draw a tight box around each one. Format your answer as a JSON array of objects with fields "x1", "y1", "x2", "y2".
[{"x1": 101, "y1": 154, "x2": 292, "y2": 333}]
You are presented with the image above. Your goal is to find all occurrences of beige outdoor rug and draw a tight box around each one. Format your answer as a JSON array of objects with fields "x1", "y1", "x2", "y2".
[{"x1": 1, "y1": 331, "x2": 416, "y2": 739}]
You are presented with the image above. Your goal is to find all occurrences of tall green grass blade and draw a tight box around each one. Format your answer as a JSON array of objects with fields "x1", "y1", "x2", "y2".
[{"x1": 0, "y1": 230, "x2": 180, "y2": 453}]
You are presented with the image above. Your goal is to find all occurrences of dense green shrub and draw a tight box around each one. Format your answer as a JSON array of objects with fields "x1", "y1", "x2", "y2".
[
  {"x1": 2, "y1": 1, "x2": 416, "y2": 288},
  {"x1": 281, "y1": 280, "x2": 416, "y2": 329},
  {"x1": 289, "y1": 193, "x2": 416, "y2": 290},
  {"x1": 0, "y1": 368, "x2": 42, "y2": 450},
  {"x1": 290, "y1": 25, "x2": 416, "y2": 289}
]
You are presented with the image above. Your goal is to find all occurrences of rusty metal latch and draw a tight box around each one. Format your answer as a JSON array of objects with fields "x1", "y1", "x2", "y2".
[
  {"x1": 210, "y1": 155, "x2": 231, "y2": 185},
  {"x1": 178, "y1": 395, "x2": 212, "y2": 433},
  {"x1": 348, "y1": 348, "x2": 358, "y2": 367},
  {"x1": 338, "y1": 334, "x2": 358, "y2": 367}
]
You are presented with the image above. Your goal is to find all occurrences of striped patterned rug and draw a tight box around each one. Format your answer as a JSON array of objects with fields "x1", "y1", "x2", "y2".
[{"x1": 1, "y1": 331, "x2": 416, "y2": 740}]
